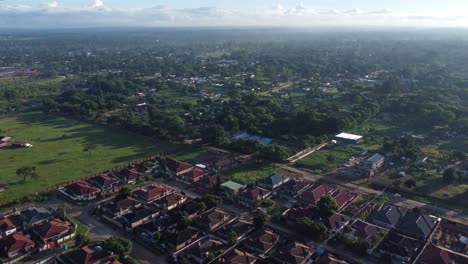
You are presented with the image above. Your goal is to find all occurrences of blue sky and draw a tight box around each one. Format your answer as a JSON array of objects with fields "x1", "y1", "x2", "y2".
[{"x1": 0, "y1": 0, "x2": 467, "y2": 28}]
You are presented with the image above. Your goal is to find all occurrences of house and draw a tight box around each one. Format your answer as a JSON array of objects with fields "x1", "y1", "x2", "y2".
[
  {"x1": 100, "y1": 197, "x2": 142, "y2": 219},
  {"x1": 299, "y1": 184, "x2": 335, "y2": 205},
  {"x1": 281, "y1": 179, "x2": 314, "y2": 198},
  {"x1": 359, "y1": 153, "x2": 385, "y2": 177},
  {"x1": 243, "y1": 228, "x2": 280, "y2": 255},
  {"x1": 192, "y1": 208, "x2": 233, "y2": 231},
  {"x1": 0, "y1": 217, "x2": 17, "y2": 238},
  {"x1": 256, "y1": 173, "x2": 290, "y2": 190},
  {"x1": 177, "y1": 168, "x2": 209, "y2": 184},
  {"x1": 221, "y1": 181, "x2": 245, "y2": 197},
  {"x1": 0, "y1": 232, "x2": 35, "y2": 260},
  {"x1": 348, "y1": 220, "x2": 388, "y2": 240},
  {"x1": 33, "y1": 218, "x2": 70, "y2": 245},
  {"x1": 395, "y1": 211, "x2": 439, "y2": 240},
  {"x1": 20, "y1": 207, "x2": 55, "y2": 229},
  {"x1": 375, "y1": 231, "x2": 424, "y2": 263},
  {"x1": 216, "y1": 218, "x2": 255, "y2": 242},
  {"x1": 217, "y1": 248, "x2": 258, "y2": 264},
  {"x1": 272, "y1": 241, "x2": 314, "y2": 264},
  {"x1": 211, "y1": 159, "x2": 239, "y2": 173},
  {"x1": 331, "y1": 190, "x2": 357, "y2": 211},
  {"x1": 166, "y1": 227, "x2": 200, "y2": 252},
  {"x1": 315, "y1": 253, "x2": 349, "y2": 264},
  {"x1": 133, "y1": 184, "x2": 173, "y2": 202},
  {"x1": 58, "y1": 243, "x2": 114, "y2": 264},
  {"x1": 88, "y1": 174, "x2": 119, "y2": 193},
  {"x1": 323, "y1": 213, "x2": 350, "y2": 231},
  {"x1": 335, "y1": 133, "x2": 363, "y2": 144},
  {"x1": 115, "y1": 168, "x2": 144, "y2": 184},
  {"x1": 238, "y1": 187, "x2": 272, "y2": 209},
  {"x1": 370, "y1": 203, "x2": 408, "y2": 229},
  {"x1": 200, "y1": 174, "x2": 225, "y2": 189},
  {"x1": 120, "y1": 207, "x2": 159, "y2": 229},
  {"x1": 62, "y1": 181, "x2": 101, "y2": 201},
  {"x1": 175, "y1": 235, "x2": 229, "y2": 264},
  {"x1": 154, "y1": 193, "x2": 188, "y2": 211},
  {"x1": 166, "y1": 159, "x2": 194, "y2": 176},
  {"x1": 284, "y1": 205, "x2": 317, "y2": 222},
  {"x1": 418, "y1": 244, "x2": 468, "y2": 264}
]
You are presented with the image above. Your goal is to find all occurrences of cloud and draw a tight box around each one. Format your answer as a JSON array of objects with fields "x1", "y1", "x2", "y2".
[
  {"x1": 91, "y1": 0, "x2": 104, "y2": 8},
  {"x1": 0, "y1": 3, "x2": 466, "y2": 28},
  {"x1": 47, "y1": 1, "x2": 59, "y2": 8}
]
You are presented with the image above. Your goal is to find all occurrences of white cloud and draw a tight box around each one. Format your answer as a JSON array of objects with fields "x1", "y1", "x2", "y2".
[
  {"x1": 47, "y1": 1, "x2": 59, "y2": 8},
  {"x1": 0, "y1": 3, "x2": 466, "y2": 28},
  {"x1": 91, "y1": 0, "x2": 104, "y2": 8}
]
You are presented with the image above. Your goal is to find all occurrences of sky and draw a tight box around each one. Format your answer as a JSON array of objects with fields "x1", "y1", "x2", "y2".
[{"x1": 0, "y1": 0, "x2": 467, "y2": 28}]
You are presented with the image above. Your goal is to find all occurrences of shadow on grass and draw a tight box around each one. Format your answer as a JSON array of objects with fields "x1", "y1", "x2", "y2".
[{"x1": 16, "y1": 112, "x2": 176, "y2": 154}]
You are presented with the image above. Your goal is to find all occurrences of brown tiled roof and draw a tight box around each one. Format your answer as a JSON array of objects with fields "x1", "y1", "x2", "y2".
[
  {"x1": 300, "y1": 184, "x2": 335, "y2": 204},
  {"x1": 35, "y1": 218, "x2": 70, "y2": 240},
  {"x1": 246, "y1": 229, "x2": 279, "y2": 254},
  {"x1": 133, "y1": 184, "x2": 171, "y2": 200},
  {"x1": 66, "y1": 243, "x2": 112, "y2": 264},
  {"x1": 331, "y1": 191, "x2": 357, "y2": 209},
  {"x1": 419, "y1": 244, "x2": 468, "y2": 264},
  {"x1": 274, "y1": 242, "x2": 314, "y2": 264},
  {"x1": 351, "y1": 220, "x2": 386, "y2": 239},
  {"x1": 90, "y1": 174, "x2": 118, "y2": 187},
  {"x1": 286, "y1": 205, "x2": 317, "y2": 220},
  {"x1": 0, "y1": 232, "x2": 34, "y2": 255},
  {"x1": 324, "y1": 213, "x2": 349, "y2": 230},
  {"x1": 66, "y1": 181, "x2": 100, "y2": 196},
  {"x1": 120, "y1": 169, "x2": 144, "y2": 181},
  {"x1": 0, "y1": 217, "x2": 16, "y2": 233},
  {"x1": 156, "y1": 193, "x2": 187, "y2": 208},
  {"x1": 167, "y1": 159, "x2": 193, "y2": 173},
  {"x1": 316, "y1": 253, "x2": 349, "y2": 264},
  {"x1": 221, "y1": 248, "x2": 257, "y2": 264},
  {"x1": 180, "y1": 168, "x2": 208, "y2": 179}
]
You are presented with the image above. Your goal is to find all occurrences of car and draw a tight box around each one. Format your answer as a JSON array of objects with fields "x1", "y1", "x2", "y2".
[{"x1": 393, "y1": 193, "x2": 401, "y2": 197}]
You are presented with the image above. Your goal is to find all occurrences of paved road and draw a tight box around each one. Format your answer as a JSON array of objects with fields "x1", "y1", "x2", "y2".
[{"x1": 276, "y1": 164, "x2": 468, "y2": 226}]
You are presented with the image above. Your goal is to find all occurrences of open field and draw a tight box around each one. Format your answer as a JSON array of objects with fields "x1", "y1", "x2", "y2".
[
  {"x1": 0, "y1": 112, "x2": 179, "y2": 201},
  {"x1": 225, "y1": 162, "x2": 280, "y2": 184}
]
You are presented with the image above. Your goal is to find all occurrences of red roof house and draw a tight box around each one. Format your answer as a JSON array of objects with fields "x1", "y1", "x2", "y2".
[
  {"x1": 33, "y1": 218, "x2": 70, "y2": 244},
  {"x1": 133, "y1": 184, "x2": 173, "y2": 202},
  {"x1": 166, "y1": 159, "x2": 193, "y2": 176},
  {"x1": 65, "y1": 181, "x2": 100, "y2": 200},
  {"x1": 177, "y1": 168, "x2": 209, "y2": 183},
  {"x1": 419, "y1": 244, "x2": 468, "y2": 264},
  {"x1": 300, "y1": 184, "x2": 335, "y2": 205},
  {"x1": 331, "y1": 191, "x2": 357, "y2": 210},
  {"x1": 0, "y1": 232, "x2": 35, "y2": 259},
  {"x1": 116, "y1": 169, "x2": 144, "y2": 184},
  {"x1": 0, "y1": 217, "x2": 17, "y2": 238}
]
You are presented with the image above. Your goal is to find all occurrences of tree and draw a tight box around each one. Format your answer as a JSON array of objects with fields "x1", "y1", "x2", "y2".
[
  {"x1": 116, "y1": 186, "x2": 132, "y2": 201},
  {"x1": 16, "y1": 166, "x2": 39, "y2": 181},
  {"x1": 404, "y1": 179, "x2": 417, "y2": 189},
  {"x1": 452, "y1": 151, "x2": 466, "y2": 161},
  {"x1": 253, "y1": 210, "x2": 267, "y2": 229},
  {"x1": 104, "y1": 237, "x2": 132, "y2": 258},
  {"x1": 227, "y1": 230, "x2": 238, "y2": 245},
  {"x1": 175, "y1": 211, "x2": 190, "y2": 230},
  {"x1": 317, "y1": 195, "x2": 338, "y2": 217},
  {"x1": 296, "y1": 217, "x2": 326, "y2": 240},
  {"x1": 202, "y1": 194, "x2": 222, "y2": 208},
  {"x1": 75, "y1": 234, "x2": 89, "y2": 246},
  {"x1": 443, "y1": 168, "x2": 456, "y2": 183},
  {"x1": 202, "y1": 125, "x2": 231, "y2": 146}
]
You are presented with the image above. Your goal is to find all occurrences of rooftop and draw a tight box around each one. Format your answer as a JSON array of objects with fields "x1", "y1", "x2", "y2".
[{"x1": 335, "y1": 132, "x2": 363, "y2": 141}]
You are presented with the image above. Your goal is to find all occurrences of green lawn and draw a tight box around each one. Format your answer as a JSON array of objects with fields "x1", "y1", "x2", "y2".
[
  {"x1": 296, "y1": 143, "x2": 380, "y2": 175},
  {"x1": 0, "y1": 112, "x2": 178, "y2": 202},
  {"x1": 68, "y1": 216, "x2": 89, "y2": 236},
  {"x1": 225, "y1": 163, "x2": 280, "y2": 184}
]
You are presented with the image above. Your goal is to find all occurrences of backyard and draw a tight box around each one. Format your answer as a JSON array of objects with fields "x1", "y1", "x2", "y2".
[{"x1": 0, "y1": 112, "x2": 180, "y2": 202}]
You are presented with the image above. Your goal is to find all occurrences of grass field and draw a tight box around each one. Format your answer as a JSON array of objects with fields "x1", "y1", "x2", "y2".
[
  {"x1": 0, "y1": 112, "x2": 178, "y2": 201},
  {"x1": 225, "y1": 163, "x2": 280, "y2": 184}
]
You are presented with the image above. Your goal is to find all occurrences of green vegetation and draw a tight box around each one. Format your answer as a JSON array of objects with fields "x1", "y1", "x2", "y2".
[
  {"x1": 68, "y1": 216, "x2": 89, "y2": 236},
  {"x1": 225, "y1": 163, "x2": 280, "y2": 184},
  {"x1": 0, "y1": 112, "x2": 177, "y2": 201}
]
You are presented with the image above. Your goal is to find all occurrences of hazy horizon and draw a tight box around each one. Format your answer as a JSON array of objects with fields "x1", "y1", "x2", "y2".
[{"x1": 1, "y1": 0, "x2": 467, "y2": 29}]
